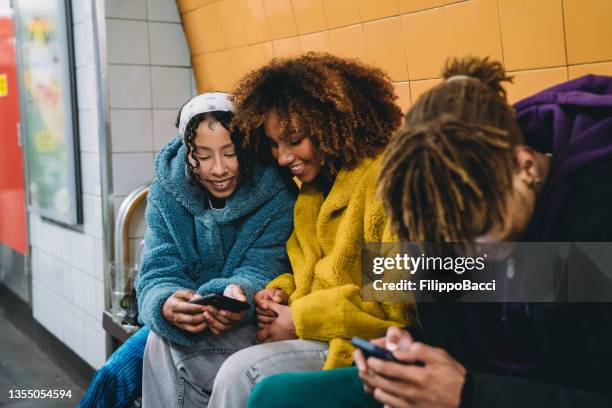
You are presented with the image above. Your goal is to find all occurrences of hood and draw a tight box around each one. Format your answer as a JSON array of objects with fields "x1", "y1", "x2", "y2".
[
  {"x1": 154, "y1": 136, "x2": 288, "y2": 224},
  {"x1": 515, "y1": 75, "x2": 612, "y2": 239}
]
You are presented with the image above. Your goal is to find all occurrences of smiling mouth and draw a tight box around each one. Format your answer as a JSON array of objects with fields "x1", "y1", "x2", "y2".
[
  {"x1": 290, "y1": 163, "x2": 306, "y2": 176},
  {"x1": 207, "y1": 178, "x2": 234, "y2": 191}
]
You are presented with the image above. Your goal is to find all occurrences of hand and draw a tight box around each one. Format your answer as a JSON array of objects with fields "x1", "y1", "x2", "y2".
[
  {"x1": 254, "y1": 288, "x2": 289, "y2": 326},
  {"x1": 256, "y1": 302, "x2": 297, "y2": 343},
  {"x1": 353, "y1": 326, "x2": 412, "y2": 395},
  {"x1": 357, "y1": 327, "x2": 466, "y2": 408},
  {"x1": 162, "y1": 290, "x2": 208, "y2": 333},
  {"x1": 203, "y1": 284, "x2": 248, "y2": 335}
]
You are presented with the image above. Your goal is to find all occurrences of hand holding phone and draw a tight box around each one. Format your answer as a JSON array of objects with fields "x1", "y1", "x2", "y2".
[
  {"x1": 352, "y1": 336, "x2": 425, "y2": 366},
  {"x1": 188, "y1": 293, "x2": 250, "y2": 312}
]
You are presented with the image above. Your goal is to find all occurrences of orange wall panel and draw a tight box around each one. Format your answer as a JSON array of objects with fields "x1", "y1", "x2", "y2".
[{"x1": 177, "y1": 0, "x2": 612, "y2": 109}]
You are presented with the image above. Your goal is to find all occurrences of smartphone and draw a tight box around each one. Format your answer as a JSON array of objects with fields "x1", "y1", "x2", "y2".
[
  {"x1": 188, "y1": 293, "x2": 250, "y2": 312},
  {"x1": 351, "y1": 336, "x2": 424, "y2": 366}
]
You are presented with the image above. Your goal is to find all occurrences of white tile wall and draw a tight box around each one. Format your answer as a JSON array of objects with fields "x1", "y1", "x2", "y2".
[
  {"x1": 72, "y1": 0, "x2": 92, "y2": 24},
  {"x1": 110, "y1": 109, "x2": 154, "y2": 152},
  {"x1": 76, "y1": 65, "x2": 98, "y2": 110},
  {"x1": 82, "y1": 194, "x2": 104, "y2": 239},
  {"x1": 109, "y1": 65, "x2": 152, "y2": 108},
  {"x1": 148, "y1": 22, "x2": 190, "y2": 66},
  {"x1": 111, "y1": 153, "x2": 155, "y2": 195},
  {"x1": 78, "y1": 109, "x2": 100, "y2": 153},
  {"x1": 147, "y1": 0, "x2": 181, "y2": 23},
  {"x1": 81, "y1": 152, "x2": 102, "y2": 195},
  {"x1": 153, "y1": 109, "x2": 178, "y2": 151},
  {"x1": 84, "y1": 321, "x2": 107, "y2": 368},
  {"x1": 92, "y1": 238, "x2": 105, "y2": 282},
  {"x1": 107, "y1": 19, "x2": 150, "y2": 65},
  {"x1": 151, "y1": 66, "x2": 192, "y2": 108},
  {"x1": 74, "y1": 20, "x2": 95, "y2": 68},
  {"x1": 105, "y1": 0, "x2": 147, "y2": 20}
]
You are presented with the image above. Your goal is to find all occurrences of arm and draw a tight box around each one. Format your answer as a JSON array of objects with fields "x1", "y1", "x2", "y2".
[
  {"x1": 291, "y1": 284, "x2": 407, "y2": 342},
  {"x1": 135, "y1": 200, "x2": 200, "y2": 345},
  {"x1": 293, "y1": 181, "x2": 408, "y2": 342}
]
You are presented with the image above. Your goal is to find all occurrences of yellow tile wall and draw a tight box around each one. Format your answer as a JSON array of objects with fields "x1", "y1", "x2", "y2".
[{"x1": 178, "y1": 0, "x2": 612, "y2": 108}]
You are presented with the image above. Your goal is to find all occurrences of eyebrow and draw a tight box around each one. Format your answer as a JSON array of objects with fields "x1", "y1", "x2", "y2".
[{"x1": 195, "y1": 143, "x2": 235, "y2": 152}]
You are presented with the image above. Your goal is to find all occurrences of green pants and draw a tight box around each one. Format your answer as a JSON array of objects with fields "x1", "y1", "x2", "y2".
[{"x1": 247, "y1": 367, "x2": 382, "y2": 408}]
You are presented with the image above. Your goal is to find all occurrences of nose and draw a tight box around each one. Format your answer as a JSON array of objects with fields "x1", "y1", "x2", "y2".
[
  {"x1": 210, "y1": 156, "x2": 226, "y2": 176},
  {"x1": 277, "y1": 145, "x2": 295, "y2": 167}
]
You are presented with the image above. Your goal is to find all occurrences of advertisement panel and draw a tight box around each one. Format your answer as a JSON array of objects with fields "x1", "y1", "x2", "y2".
[{"x1": 14, "y1": 0, "x2": 80, "y2": 224}]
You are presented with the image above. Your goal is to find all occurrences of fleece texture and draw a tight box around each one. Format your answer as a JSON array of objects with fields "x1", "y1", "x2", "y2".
[
  {"x1": 136, "y1": 137, "x2": 296, "y2": 345},
  {"x1": 267, "y1": 156, "x2": 410, "y2": 369}
]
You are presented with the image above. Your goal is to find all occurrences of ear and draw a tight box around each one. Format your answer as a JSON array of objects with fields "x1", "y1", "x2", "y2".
[{"x1": 514, "y1": 145, "x2": 541, "y2": 185}]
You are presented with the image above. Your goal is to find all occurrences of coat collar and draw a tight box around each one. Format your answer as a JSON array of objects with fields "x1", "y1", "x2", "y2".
[{"x1": 294, "y1": 156, "x2": 379, "y2": 240}]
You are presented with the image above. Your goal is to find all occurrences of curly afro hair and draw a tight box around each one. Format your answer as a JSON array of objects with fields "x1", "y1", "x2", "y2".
[{"x1": 231, "y1": 52, "x2": 402, "y2": 177}]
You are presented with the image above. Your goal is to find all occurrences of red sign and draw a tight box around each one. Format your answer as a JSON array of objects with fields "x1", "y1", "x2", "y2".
[{"x1": 0, "y1": 12, "x2": 27, "y2": 254}]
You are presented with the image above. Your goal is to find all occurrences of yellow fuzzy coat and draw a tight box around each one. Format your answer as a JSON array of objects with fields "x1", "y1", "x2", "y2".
[{"x1": 267, "y1": 156, "x2": 409, "y2": 369}]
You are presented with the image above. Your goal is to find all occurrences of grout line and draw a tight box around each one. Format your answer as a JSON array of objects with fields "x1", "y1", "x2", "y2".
[
  {"x1": 106, "y1": 16, "x2": 181, "y2": 24},
  {"x1": 560, "y1": 0, "x2": 570, "y2": 66},
  {"x1": 495, "y1": 0, "x2": 506, "y2": 67},
  {"x1": 108, "y1": 62, "x2": 191, "y2": 69}
]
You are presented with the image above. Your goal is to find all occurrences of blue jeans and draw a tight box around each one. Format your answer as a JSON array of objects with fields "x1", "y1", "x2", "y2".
[{"x1": 79, "y1": 326, "x2": 149, "y2": 408}]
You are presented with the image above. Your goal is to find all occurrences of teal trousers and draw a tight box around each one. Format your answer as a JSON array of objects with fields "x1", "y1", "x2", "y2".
[{"x1": 247, "y1": 367, "x2": 382, "y2": 408}]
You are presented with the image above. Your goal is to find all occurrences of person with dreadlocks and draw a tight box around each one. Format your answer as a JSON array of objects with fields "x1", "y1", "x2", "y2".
[
  {"x1": 79, "y1": 92, "x2": 295, "y2": 408},
  {"x1": 143, "y1": 52, "x2": 409, "y2": 407},
  {"x1": 247, "y1": 57, "x2": 612, "y2": 407}
]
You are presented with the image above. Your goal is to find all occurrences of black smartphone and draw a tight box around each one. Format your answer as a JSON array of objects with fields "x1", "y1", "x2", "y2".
[
  {"x1": 188, "y1": 293, "x2": 250, "y2": 312},
  {"x1": 351, "y1": 336, "x2": 424, "y2": 366}
]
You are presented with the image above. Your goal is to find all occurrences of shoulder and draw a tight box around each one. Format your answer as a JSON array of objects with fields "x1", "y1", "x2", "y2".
[
  {"x1": 555, "y1": 159, "x2": 612, "y2": 240},
  {"x1": 250, "y1": 164, "x2": 298, "y2": 206}
]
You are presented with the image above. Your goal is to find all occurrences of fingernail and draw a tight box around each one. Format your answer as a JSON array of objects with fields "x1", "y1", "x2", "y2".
[
  {"x1": 386, "y1": 340, "x2": 398, "y2": 352},
  {"x1": 398, "y1": 337, "x2": 412, "y2": 351}
]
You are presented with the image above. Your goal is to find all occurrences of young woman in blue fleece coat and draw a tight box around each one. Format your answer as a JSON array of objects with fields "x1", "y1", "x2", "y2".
[{"x1": 78, "y1": 92, "x2": 295, "y2": 408}]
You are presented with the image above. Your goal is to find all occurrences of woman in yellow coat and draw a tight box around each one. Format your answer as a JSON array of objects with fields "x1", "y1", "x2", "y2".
[{"x1": 197, "y1": 53, "x2": 411, "y2": 407}]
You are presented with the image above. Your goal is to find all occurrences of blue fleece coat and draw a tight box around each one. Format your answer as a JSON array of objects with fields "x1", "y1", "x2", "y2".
[{"x1": 136, "y1": 137, "x2": 295, "y2": 345}]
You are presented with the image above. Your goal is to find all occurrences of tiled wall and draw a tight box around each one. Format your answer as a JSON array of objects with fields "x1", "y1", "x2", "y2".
[
  {"x1": 178, "y1": 0, "x2": 612, "y2": 111},
  {"x1": 105, "y1": 0, "x2": 195, "y2": 264},
  {"x1": 29, "y1": 0, "x2": 106, "y2": 369}
]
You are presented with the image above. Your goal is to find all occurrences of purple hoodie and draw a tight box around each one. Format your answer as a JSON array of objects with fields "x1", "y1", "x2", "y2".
[{"x1": 515, "y1": 75, "x2": 612, "y2": 240}]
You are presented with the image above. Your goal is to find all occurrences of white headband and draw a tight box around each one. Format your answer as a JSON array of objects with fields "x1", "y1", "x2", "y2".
[
  {"x1": 446, "y1": 74, "x2": 475, "y2": 83},
  {"x1": 178, "y1": 92, "x2": 236, "y2": 138}
]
